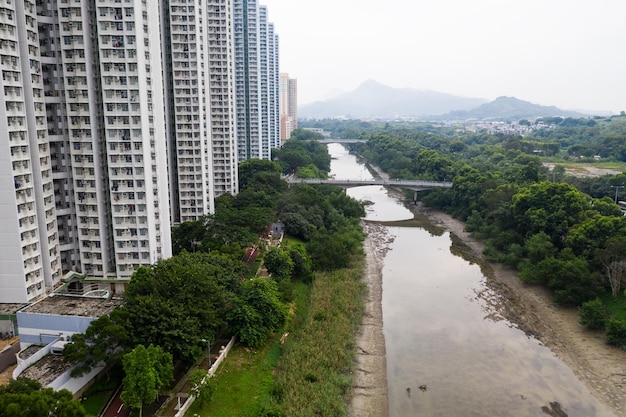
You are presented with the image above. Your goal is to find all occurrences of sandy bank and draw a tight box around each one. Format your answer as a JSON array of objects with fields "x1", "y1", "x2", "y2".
[
  {"x1": 413, "y1": 200, "x2": 626, "y2": 416},
  {"x1": 350, "y1": 191, "x2": 626, "y2": 417}
]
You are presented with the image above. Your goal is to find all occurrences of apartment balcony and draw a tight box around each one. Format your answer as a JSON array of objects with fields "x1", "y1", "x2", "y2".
[
  {"x1": 21, "y1": 231, "x2": 38, "y2": 246},
  {"x1": 23, "y1": 257, "x2": 41, "y2": 274}
]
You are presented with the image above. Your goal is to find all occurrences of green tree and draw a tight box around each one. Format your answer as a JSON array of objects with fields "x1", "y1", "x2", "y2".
[
  {"x1": 579, "y1": 298, "x2": 607, "y2": 330},
  {"x1": 524, "y1": 231, "x2": 557, "y2": 264},
  {"x1": 282, "y1": 212, "x2": 313, "y2": 241},
  {"x1": 263, "y1": 247, "x2": 294, "y2": 281},
  {"x1": 605, "y1": 318, "x2": 626, "y2": 348},
  {"x1": 273, "y1": 139, "x2": 331, "y2": 175},
  {"x1": 121, "y1": 345, "x2": 173, "y2": 417},
  {"x1": 288, "y1": 242, "x2": 313, "y2": 280},
  {"x1": 171, "y1": 218, "x2": 207, "y2": 255},
  {"x1": 519, "y1": 250, "x2": 597, "y2": 306},
  {"x1": 511, "y1": 182, "x2": 591, "y2": 247},
  {"x1": 123, "y1": 252, "x2": 243, "y2": 363},
  {"x1": 62, "y1": 312, "x2": 129, "y2": 377},
  {"x1": 238, "y1": 159, "x2": 285, "y2": 193},
  {"x1": 0, "y1": 378, "x2": 86, "y2": 417},
  {"x1": 567, "y1": 213, "x2": 626, "y2": 259},
  {"x1": 290, "y1": 128, "x2": 324, "y2": 141},
  {"x1": 188, "y1": 369, "x2": 214, "y2": 407},
  {"x1": 307, "y1": 226, "x2": 363, "y2": 271},
  {"x1": 595, "y1": 236, "x2": 626, "y2": 297},
  {"x1": 227, "y1": 278, "x2": 287, "y2": 347}
]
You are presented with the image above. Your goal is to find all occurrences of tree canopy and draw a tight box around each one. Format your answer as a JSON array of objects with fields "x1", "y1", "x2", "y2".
[
  {"x1": 0, "y1": 378, "x2": 86, "y2": 417},
  {"x1": 121, "y1": 344, "x2": 173, "y2": 417}
]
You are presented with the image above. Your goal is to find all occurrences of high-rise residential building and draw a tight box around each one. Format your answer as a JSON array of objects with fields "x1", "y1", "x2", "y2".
[
  {"x1": 233, "y1": 0, "x2": 280, "y2": 162},
  {"x1": 0, "y1": 0, "x2": 175, "y2": 302},
  {"x1": 46, "y1": 0, "x2": 172, "y2": 294},
  {"x1": 0, "y1": 0, "x2": 62, "y2": 303},
  {"x1": 163, "y1": 0, "x2": 238, "y2": 223},
  {"x1": 206, "y1": 0, "x2": 239, "y2": 199},
  {"x1": 280, "y1": 73, "x2": 297, "y2": 141},
  {"x1": 0, "y1": 0, "x2": 277, "y2": 303}
]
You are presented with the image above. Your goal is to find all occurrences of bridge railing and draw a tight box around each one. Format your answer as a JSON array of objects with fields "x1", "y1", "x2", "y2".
[{"x1": 284, "y1": 178, "x2": 452, "y2": 188}]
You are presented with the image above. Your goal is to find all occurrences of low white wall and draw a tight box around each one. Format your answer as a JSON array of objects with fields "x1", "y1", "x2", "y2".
[{"x1": 174, "y1": 337, "x2": 236, "y2": 417}]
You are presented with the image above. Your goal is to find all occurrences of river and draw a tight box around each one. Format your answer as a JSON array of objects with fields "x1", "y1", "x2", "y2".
[{"x1": 327, "y1": 143, "x2": 616, "y2": 417}]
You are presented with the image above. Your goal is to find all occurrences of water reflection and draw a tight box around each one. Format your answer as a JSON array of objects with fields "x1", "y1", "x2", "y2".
[
  {"x1": 382, "y1": 228, "x2": 612, "y2": 417},
  {"x1": 327, "y1": 143, "x2": 616, "y2": 417}
]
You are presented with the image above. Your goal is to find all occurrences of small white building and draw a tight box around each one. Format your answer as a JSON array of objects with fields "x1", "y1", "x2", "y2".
[{"x1": 13, "y1": 294, "x2": 121, "y2": 394}]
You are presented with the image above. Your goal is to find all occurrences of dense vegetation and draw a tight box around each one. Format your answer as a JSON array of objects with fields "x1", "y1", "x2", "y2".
[
  {"x1": 271, "y1": 137, "x2": 331, "y2": 178},
  {"x1": 318, "y1": 117, "x2": 626, "y2": 347},
  {"x1": 60, "y1": 141, "x2": 366, "y2": 415},
  {"x1": 47, "y1": 116, "x2": 626, "y2": 414},
  {"x1": 0, "y1": 378, "x2": 87, "y2": 417}
]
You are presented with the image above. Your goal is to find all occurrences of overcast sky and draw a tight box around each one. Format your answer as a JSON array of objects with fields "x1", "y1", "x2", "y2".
[{"x1": 262, "y1": 0, "x2": 626, "y2": 113}]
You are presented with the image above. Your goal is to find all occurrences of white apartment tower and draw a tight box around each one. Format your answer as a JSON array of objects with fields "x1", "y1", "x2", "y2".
[
  {"x1": 31, "y1": 0, "x2": 172, "y2": 298},
  {"x1": 206, "y1": 0, "x2": 239, "y2": 199},
  {"x1": 0, "y1": 0, "x2": 62, "y2": 302},
  {"x1": 233, "y1": 0, "x2": 279, "y2": 162},
  {"x1": 279, "y1": 72, "x2": 297, "y2": 141},
  {"x1": 164, "y1": 0, "x2": 238, "y2": 223},
  {"x1": 259, "y1": 7, "x2": 279, "y2": 151},
  {"x1": 0, "y1": 0, "x2": 277, "y2": 303},
  {"x1": 267, "y1": 21, "x2": 279, "y2": 149}
]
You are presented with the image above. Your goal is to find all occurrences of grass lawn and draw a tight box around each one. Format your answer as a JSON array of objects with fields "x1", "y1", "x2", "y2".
[
  {"x1": 82, "y1": 389, "x2": 114, "y2": 417},
  {"x1": 187, "y1": 256, "x2": 366, "y2": 417},
  {"x1": 79, "y1": 370, "x2": 122, "y2": 416},
  {"x1": 186, "y1": 339, "x2": 283, "y2": 417},
  {"x1": 601, "y1": 292, "x2": 626, "y2": 322},
  {"x1": 545, "y1": 160, "x2": 626, "y2": 172}
]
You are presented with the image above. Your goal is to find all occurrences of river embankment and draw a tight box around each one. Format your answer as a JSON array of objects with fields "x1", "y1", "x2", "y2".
[
  {"x1": 350, "y1": 190, "x2": 626, "y2": 416},
  {"x1": 413, "y1": 201, "x2": 626, "y2": 416},
  {"x1": 349, "y1": 221, "x2": 389, "y2": 417}
]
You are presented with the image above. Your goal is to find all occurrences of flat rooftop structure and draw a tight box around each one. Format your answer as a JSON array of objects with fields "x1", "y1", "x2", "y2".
[
  {"x1": 19, "y1": 295, "x2": 121, "y2": 317},
  {"x1": 0, "y1": 304, "x2": 28, "y2": 315}
]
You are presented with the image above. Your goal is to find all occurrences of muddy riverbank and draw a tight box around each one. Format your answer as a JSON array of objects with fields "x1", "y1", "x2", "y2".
[{"x1": 349, "y1": 193, "x2": 626, "y2": 416}]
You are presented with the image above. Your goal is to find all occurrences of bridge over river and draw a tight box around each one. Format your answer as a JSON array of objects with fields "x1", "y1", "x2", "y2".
[
  {"x1": 285, "y1": 177, "x2": 452, "y2": 191},
  {"x1": 315, "y1": 138, "x2": 364, "y2": 144}
]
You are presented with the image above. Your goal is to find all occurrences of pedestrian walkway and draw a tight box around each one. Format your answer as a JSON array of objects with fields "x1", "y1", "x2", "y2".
[
  {"x1": 156, "y1": 338, "x2": 232, "y2": 417},
  {"x1": 102, "y1": 387, "x2": 130, "y2": 417}
]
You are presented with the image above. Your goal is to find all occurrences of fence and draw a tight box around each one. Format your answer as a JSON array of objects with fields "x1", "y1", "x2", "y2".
[{"x1": 173, "y1": 336, "x2": 236, "y2": 417}]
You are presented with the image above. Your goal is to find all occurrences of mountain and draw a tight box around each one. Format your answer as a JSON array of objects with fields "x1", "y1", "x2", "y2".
[
  {"x1": 298, "y1": 80, "x2": 488, "y2": 119},
  {"x1": 444, "y1": 96, "x2": 587, "y2": 120}
]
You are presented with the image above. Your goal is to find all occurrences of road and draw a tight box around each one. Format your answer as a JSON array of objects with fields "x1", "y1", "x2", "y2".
[{"x1": 102, "y1": 387, "x2": 130, "y2": 417}]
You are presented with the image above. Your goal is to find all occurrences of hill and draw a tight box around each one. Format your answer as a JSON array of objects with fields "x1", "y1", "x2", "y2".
[
  {"x1": 298, "y1": 81, "x2": 593, "y2": 120},
  {"x1": 444, "y1": 96, "x2": 587, "y2": 120},
  {"x1": 298, "y1": 80, "x2": 487, "y2": 119}
]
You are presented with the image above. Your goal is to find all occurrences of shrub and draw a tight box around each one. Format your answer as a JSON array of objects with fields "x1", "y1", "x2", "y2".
[
  {"x1": 605, "y1": 318, "x2": 626, "y2": 348},
  {"x1": 579, "y1": 298, "x2": 607, "y2": 330}
]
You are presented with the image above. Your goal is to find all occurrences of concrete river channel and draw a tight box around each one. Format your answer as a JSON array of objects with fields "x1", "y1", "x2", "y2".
[{"x1": 326, "y1": 143, "x2": 616, "y2": 417}]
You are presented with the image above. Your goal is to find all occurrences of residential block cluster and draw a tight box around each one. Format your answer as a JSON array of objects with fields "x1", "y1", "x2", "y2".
[{"x1": 0, "y1": 0, "x2": 296, "y2": 304}]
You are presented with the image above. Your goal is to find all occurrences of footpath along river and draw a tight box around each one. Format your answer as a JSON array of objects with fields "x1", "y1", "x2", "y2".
[{"x1": 325, "y1": 143, "x2": 620, "y2": 417}]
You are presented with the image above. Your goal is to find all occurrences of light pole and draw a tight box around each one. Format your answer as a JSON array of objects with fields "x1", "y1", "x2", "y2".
[
  {"x1": 200, "y1": 338, "x2": 211, "y2": 366},
  {"x1": 611, "y1": 185, "x2": 625, "y2": 203}
]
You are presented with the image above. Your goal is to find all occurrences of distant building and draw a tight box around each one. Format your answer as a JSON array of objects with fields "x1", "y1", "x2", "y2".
[
  {"x1": 165, "y1": 0, "x2": 239, "y2": 221},
  {"x1": 280, "y1": 73, "x2": 298, "y2": 141},
  {"x1": 233, "y1": 0, "x2": 280, "y2": 161}
]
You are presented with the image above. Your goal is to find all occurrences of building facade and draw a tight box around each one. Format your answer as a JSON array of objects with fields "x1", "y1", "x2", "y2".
[
  {"x1": 233, "y1": 0, "x2": 279, "y2": 162},
  {"x1": 280, "y1": 72, "x2": 297, "y2": 141},
  {"x1": 0, "y1": 0, "x2": 61, "y2": 303},
  {"x1": 0, "y1": 0, "x2": 278, "y2": 303},
  {"x1": 163, "y1": 0, "x2": 239, "y2": 223}
]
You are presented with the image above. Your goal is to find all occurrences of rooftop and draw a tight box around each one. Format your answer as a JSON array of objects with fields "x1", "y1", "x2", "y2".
[
  {"x1": 0, "y1": 304, "x2": 29, "y2": 315},
  {"x1": 19, "y1": 295, "x2": 121, "y2": 317},
  {"x1": 19, "y1": 353, "x2": 72, "y2": 387}
]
